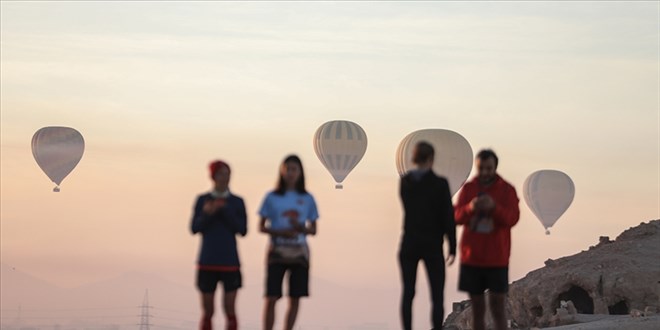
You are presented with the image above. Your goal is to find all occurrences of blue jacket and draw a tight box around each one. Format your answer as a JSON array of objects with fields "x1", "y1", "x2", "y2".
[{"x1": 191, "y1": 193, "x2": 247, "y2": 267}]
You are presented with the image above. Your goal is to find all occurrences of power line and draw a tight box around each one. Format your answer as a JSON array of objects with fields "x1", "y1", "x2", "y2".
[
  {"x1": 138, "y1": 289, "x2": 153, "y2": 330},
  {"x1": 0, "y1": 306, "x2": 136, "y2": 312},
  {"x1": 1, "y1": 291, "x2": 199, "y2": 329}
]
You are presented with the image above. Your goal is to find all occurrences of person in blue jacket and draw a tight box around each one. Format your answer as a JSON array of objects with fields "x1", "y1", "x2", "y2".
[{"x1": 191, "y1": 160, "x2": 247, "y2": 330}]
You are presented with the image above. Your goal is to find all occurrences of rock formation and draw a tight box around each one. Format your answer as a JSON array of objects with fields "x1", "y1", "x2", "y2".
[{"x1": 444, "y1": 219, "x2": 660, "y2": 329}]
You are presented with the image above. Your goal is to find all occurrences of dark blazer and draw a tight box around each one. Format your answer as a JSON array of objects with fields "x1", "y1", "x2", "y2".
[{"x1": 400, "y1": 170, "x2": 456, "y2": 255}]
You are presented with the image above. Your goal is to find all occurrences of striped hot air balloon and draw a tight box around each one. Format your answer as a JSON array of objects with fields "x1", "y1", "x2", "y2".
[
  {"x1": 31, "y1": 126, "x2": 85, "y2": 192},
  {"x1": 396, "y1": 129, "x2": 473, "y2": 196},
  {"x1": 313, "y1": 120, "x2": 368, "y2": 189}
]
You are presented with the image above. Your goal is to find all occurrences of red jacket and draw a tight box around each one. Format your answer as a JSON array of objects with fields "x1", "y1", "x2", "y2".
[{"x1": 454, "y1": 174, "x2": 519, "y2": 267}]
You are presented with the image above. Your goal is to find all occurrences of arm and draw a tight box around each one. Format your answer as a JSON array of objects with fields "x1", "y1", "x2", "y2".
[
  {"x1": 454, "y1": 184, "x2": 475, "y2": 226},
  {"x1": 305, "y1": 195, "x2": 319, "y2": 236},
  {"x1": 219, "y1": 198, "x2": 247, "y2": 236},
  {"x1": 441, "y1": 179, "x2": 457, "y2": 256},
  {"x1": 304, "y1": 221, "x2": 317, "y2": 236},
  {"x1": 259, "y1": 217, "x2": 298, "y2": 238},
  {"x1": 399, "y1": 175, "x2": 410, "y2": 207},
  {"x1": 191, "y1": 196, "x2": 213, "y2": 234},
  {"x1": 491, "y1": 185, "x2": 520, "y2": 228}
]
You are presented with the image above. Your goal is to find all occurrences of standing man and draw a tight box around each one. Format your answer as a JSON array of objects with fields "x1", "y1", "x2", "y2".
[
  {"x1": 454, "y1": 149, "x2": 520, "y2": 330},
  {"x1": 191, "y1": 160, "x2": 247, "y2": 330},
  {"x1": 399, "y1": 141, "x2": 456, "y2": 330}
]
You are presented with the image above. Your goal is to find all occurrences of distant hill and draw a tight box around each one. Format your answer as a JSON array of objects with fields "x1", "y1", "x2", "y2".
[
  {"x1": 1, "y1": 263, "x2": 402, "y2": 329},
  {"x1": 0, "y1": 264, "x2": 197, "y2": 329}
]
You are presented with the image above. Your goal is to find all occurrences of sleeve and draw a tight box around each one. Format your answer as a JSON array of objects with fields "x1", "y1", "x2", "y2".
[
  {"x1": 191, "y1": 195, "x2": 212, "y2": 234},
  {"x1": 454, "y1": 183, "x2": 475, "y2": 226},
  {"x1": 399, "y1": 176, "x2": 408, "y2": 205},
  {"x1": 441, "y1": 179, "x2": 457, "y2": 255},
  {"x1": 220, "y1": 197, "x2": 248, "y2": 236},
  {"x1": 258, "y1": 193, "x2": 272, "y2": 219},
  {"x1": 307, "y1": 194, "x2": 319, "y2": 222},
  {"x1": 492, "y1": 184, "x2": 520, "y2": 229}
]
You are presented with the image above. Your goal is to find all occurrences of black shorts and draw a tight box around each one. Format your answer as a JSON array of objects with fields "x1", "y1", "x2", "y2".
[
  {"x1": 197, "y1": 269, "x2": 242, "y2": 293},
  {"x1": 266, "y1": 263, "x2": 309, "y2": 298},
  {"x1": 458, "y1": 264, "x2": 508, "y2": 295}
]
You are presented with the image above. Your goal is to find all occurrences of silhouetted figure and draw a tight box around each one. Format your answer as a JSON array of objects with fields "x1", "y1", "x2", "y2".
[{"x1": 399, "y1": 141, "x2": 456, "y2": 330}]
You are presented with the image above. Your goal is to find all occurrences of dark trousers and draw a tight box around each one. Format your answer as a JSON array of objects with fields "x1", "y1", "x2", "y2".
[{"x1": 399, "y1": 238, "x2": 446, "y2": 330}]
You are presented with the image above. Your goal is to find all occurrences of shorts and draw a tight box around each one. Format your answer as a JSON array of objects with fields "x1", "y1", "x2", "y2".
[
  {"x1": 197, "y1": 269, "x2": 242, "y2": 293},
  {"x1": 266, "y1": 263, "x2": 309, "y2": 298},
  {"x1": 458, "y1": 264, "x2": 508, "y2": 295}
]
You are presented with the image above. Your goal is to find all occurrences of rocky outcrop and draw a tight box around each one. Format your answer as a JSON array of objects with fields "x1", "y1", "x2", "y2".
[{"x1": 444, "y1": 219, "x2": 660, "y2": 329}]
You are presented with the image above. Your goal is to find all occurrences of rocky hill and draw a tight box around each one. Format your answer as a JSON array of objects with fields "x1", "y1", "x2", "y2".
[{"x1": 444, "y1": 219, "x2": 660, "y2": 329}]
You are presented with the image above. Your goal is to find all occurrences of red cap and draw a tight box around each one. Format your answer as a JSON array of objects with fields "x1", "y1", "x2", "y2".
[{"x1": 209, "y1": 160, "x2": 231, "y2": 179}]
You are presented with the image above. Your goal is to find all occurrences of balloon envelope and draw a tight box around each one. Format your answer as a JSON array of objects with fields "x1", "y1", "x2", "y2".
[
  {"x1": 523, "y1": 170, "x2": 575, "y2": 234},
  {"x1": 313, "y1": 120, "x2": 367, "y2": 189},
  {"x1": 31, "y1": 127, "x2": 85, "y2": 192},
  {"x1": 396, "y1": 129, "x2": 473, "y2": 196}
]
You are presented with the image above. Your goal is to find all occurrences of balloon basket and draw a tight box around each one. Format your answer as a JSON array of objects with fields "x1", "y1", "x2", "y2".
[
  {"x1": 53, "y1": 186, "x2": 60, "y2": 193},
  {"x1": 335, "y1": 184, "x2": 343, "y2": 189},
  {"x1": 545, "y1": 229, "x2": 550, "y2": 235}
]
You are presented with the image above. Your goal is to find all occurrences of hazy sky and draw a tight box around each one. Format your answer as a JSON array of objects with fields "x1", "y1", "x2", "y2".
[{"x1": 1, "y1": 1, "x2": 658, "y2": 329}]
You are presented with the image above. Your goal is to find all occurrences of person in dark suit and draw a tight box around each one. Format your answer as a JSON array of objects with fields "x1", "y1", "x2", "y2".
[{"x1": 399, "y1": 141, "x2": 457, "y2": 330}]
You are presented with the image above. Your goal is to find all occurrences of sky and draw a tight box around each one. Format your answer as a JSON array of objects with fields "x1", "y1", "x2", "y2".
[{"x1": 1, "y1": 1, "x2": 659, "y2": 329}]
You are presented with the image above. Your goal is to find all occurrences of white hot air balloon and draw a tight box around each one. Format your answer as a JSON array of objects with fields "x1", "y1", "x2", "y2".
[
  {"x1": 523, "y1": 170, "x2": 575, "y2": 235},
  {"x1": 31, "y1": 126, "x2": 85, "y2": 192},
  {"x1": 396, "y1": 129, "x2": 473, "y2": 196},
  {"x1": 313, "y1": 120, "x2": 368, "y2": 189}
]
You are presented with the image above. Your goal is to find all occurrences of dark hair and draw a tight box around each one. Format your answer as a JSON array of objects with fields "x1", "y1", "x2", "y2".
[
  {"x1": 413, "y1": 141, "x2": 435, "y2": 165},
  {"x1": 476, "y1": 149, "x2": 499, "y2": 168},
  {"x1": 275, "y1": 154, "x2": 307, "y2": 195}
]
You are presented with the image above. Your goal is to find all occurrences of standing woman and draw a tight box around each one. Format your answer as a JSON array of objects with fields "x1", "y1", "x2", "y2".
[
  {"x1": 191, "y1": 160, "x2": 247, "y2": 330},
  {"x1": 259, "y1": 155, "x2": 319, "y2": 330}
]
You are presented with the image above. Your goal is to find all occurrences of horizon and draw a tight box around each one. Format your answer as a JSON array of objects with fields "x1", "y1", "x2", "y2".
[
  {"x1": 1, "y1": 2, "x2": 659, "y2": 329},
  {"x1": 3, "y1": 218, "x2": 658, "y2": 329}
]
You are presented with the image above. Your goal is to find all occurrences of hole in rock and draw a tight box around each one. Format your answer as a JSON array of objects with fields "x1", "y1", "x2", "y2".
[
  {"x1": 530, "y1": 306, "x2": 543, "y2": 317},
  {"x1": 608, "y1": 300, "x2": 629, "y2": 315},
  {"x1": 553, "y1": 285, "x2": 594, "y2": 314}
]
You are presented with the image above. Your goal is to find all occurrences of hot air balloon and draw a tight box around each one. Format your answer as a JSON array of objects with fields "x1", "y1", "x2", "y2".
[
  {"x1": 313, "y1": 120, "x2": 367, "y2": 189},
  {"x1": 31, "y1": 126, "x2": 85, "y2": 192},
  {"x1": 396, "y1": 129, "x2": 473, "y2": 196},
  {"x1": 523, "y1": 170, "x2": 575, "y2": 235}
]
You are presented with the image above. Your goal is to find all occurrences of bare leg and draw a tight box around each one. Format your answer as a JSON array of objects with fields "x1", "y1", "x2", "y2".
[
  {"x1": 489, "y1": 293, "x2": 507, "y2": 330},
  {"x1": 200, "y1": 292, "x2": 215, "y2": 330},
  {"x1": 263, "y1": 297, "x2": 277, "y2": 330},
  {"x1": 223, "y1": 290, "x2": 237, "y2": 330},
  {"x1": 284, "y1": 297, "x2": 300, "y2": 330},
  {"x1": 470, "y1": 294, "x2": 486, "y2": 330}
]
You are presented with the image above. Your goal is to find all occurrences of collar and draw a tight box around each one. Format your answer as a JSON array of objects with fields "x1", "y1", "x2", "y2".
[
  {"x1": 471, "y1": 174, "x2": 502, "y2": 188},
  {"x1": 408, "y1": 168, "x2": 431, "y2": 181},
  {"x1": 210, "y1": 189, "x2": 230, "y2": 198}
]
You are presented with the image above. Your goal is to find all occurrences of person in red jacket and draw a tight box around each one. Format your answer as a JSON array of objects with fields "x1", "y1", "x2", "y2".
[{"x1": 454, "y1": 149, "x2": 519, "y2": 330}]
